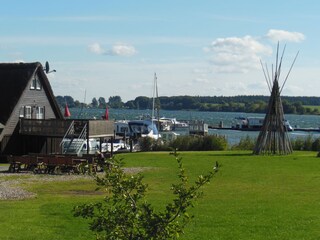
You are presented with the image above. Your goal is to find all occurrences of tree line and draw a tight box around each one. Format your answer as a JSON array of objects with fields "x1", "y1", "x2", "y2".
[{"x1": 56, "y1": 95, "x2": 320, "y2": 115}]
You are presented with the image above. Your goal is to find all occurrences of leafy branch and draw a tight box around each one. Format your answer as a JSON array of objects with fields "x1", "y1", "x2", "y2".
[{"x1": 73, "y1": 151, "x2": 219, "y2": 240}]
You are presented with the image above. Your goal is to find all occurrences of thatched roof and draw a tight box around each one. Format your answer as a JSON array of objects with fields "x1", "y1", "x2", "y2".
[{"x1": 0, "y1": 62, "x2": 63, "y2": 125}]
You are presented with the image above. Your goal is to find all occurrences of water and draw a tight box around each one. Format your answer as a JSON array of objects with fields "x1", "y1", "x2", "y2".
[{"x1": 68, "y1": 108, "x2": 320, "y2": 145}]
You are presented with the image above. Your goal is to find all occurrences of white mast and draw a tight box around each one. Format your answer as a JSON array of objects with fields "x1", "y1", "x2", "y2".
[{"x1": 152, "y1": 72, "x2": 157, "y2": 120}]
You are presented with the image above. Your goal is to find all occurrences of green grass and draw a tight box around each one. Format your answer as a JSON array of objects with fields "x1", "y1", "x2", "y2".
[{"x1": 1, "y1": 151, "x2": 320, "y2": 239}]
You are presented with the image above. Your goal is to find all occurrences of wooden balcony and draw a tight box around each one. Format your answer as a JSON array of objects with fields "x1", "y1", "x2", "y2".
[{"x1": 19, "y1": 119, "x2": 115, "y2": 138}]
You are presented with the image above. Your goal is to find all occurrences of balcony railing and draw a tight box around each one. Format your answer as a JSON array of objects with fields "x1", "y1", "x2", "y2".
[{"x1": 19, "y1": 119, "x2": 114, "y2": 138}]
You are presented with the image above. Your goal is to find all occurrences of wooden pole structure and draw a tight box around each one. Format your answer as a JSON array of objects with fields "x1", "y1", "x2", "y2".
[{"x1": 253, "y1": 44, "x2": 298, "y2": 155}]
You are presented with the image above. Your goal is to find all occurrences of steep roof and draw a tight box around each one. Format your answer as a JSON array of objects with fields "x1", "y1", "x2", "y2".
[{"x1": 0, "y1": 62, "x2": 63, "y2": 124}]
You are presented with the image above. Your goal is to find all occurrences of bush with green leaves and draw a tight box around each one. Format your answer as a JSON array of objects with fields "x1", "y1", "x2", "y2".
[
  {"x1": 291, "y1": 136, "x2": 320, "y2": 151},
  {"x1": 136, "y1": 135, "x2": 228, "y2": 152},
  {"x1": 138, "y1": 137, "x2": 169, "y2": 152},
  {"x1": 73, "y1": 151, "x2": 218, "y2": 240},
  {"x1": 170, "y1": 135, "x2": 227, "y2": 151},
  {"x1": 231, "y1": 136, "x2": 256, "y2": 150}
]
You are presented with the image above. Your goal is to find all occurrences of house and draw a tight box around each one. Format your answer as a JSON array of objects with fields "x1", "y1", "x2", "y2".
[
  {"x1": 0, "y1": 62, "x2": 63, "y2": 157},
  {"x1": 0, "y1": 62, "x2": 115, "y2": 160}
]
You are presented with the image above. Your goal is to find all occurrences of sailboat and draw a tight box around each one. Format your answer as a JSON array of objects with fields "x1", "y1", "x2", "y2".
[
  {"x1": 150, "y1": 73, "x2": 181, "y2": 142},
  {"x1": 113, "y1": 74, "x2": 161, "y2": 141}
]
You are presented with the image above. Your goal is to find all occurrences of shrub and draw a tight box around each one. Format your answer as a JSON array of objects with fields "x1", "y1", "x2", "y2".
[
  {"x1": 291, "y1": 136, "x2": 320, "y2": 151},
  {"x1": 138, "y1": 137, "x2": 155, "y2": 151},
  {"x1": 231, "y1": 136, "x2": 256, "y2": 150},
  {"x1": 312, "y1": 138, "x2": 320, "y2": 151},
  {"x1": 170, "y1": 135, "x2": 227, "y2": 151},
  {"x1": 73, "y1": 152, "x2": 218, "y2": 239}
]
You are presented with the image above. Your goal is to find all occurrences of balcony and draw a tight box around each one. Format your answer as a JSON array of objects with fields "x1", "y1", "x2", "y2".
[{"x1": 19, "y1": 119, "x2": 114, "y2": 138}]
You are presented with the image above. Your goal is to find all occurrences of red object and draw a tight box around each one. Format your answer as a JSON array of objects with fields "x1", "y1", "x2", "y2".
[
  {"x1": 104, "y1": 107, "x2": 109, "y2": 120},
  {"x1": 64, "y1": 103, "x2": 71, "y2": 117}
]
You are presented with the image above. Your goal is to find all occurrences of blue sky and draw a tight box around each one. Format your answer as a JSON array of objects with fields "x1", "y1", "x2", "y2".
[{"x1": 0, "y1": 0, "x2": 319, "y2": 102}]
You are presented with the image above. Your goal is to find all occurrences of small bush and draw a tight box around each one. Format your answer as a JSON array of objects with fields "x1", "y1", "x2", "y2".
[
  {"x1": 231, "y1": 136, "x2": 256, "y2": 150},
  {"x1": 73, "y1": 152, "x2": 218, "y2": 239},
  {"x1": 312, "y1": 138, "x2": 320, "y2": 151},
  {"x1": 291, "y1": 136, "x2": 320, "y2": 151},
  {"x1": 170, "y1": 135, "x2": 228, "y2": 151}
]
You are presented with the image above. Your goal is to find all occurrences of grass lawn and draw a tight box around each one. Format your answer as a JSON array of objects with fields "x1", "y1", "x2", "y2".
[{"x1": 1, "y1": 151, "x2": 320, "y2": 239}]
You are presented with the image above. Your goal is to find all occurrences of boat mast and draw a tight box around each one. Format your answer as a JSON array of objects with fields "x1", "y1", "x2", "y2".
[
  {"x1": 152, "y1": 73, "x2": 160, "y2": 138},
  {"x1": 152, "y1": 72, "x2": 157, "y2": 121}
]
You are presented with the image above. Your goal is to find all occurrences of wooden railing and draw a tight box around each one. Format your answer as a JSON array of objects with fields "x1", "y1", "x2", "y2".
[
  {"x1": 20, "y1": 119, "x2": 72, "y2": 137},
  {"x1": 19, "y1": 119, "x2": 114, "y2": 137}
]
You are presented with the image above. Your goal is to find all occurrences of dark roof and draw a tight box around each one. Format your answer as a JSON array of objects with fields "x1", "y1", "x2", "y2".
[{"x1": 0, "y1": 62, "x2": 63, "y2": 124}]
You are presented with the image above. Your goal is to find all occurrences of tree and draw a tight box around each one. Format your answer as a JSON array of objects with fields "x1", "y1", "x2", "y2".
[
  {"x1": 134, "y1": 96, "x2": 150, "y2": 109},
  {"x1": 64, "y1": 96, "x2": 75, "y2": 108},
  {"x1": 98, "y1": 97, "x2": 107, "y2": 109},
  {"x1": 73, "y1": 152, "x2": 218, "y2": 239},
  {"x1": 55, "y1": 96, "x2": 64, "y2": 107},
  {"x1": 74, "y1": 100, "x2": 82, "y2": 108},
  {"x1": 108, "y1": 96, "x2": 124, "y2": 108},
  {"x1": 91, "y1": 97, "x2": 98, "y2": 108}
]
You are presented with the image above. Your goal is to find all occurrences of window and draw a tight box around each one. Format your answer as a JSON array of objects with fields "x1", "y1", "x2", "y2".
[
  {"x1": 36, "y1": 106, "x2": 44, "y2": 119},
  {"x1": 36, "y1": 78, "x2": 42, "y2": 90},
  {"x1": 30, "y1": 78, "x2": 36, "y2": 89},
  {"x1": 25, "y1": 106, "x2": 32, "y2": 119},
  {"x1": 30, "y1": 76, "x2": 42, "y2": 90},
  {"x1": 19, "y1": 107, "x2": 25, "y2": 117}
]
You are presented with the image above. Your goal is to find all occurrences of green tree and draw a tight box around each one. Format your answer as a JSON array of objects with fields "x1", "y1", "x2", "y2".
[
  {"x1": 108, "y1": 96, "x2": 124, "y2": 108},
  {"x1": 55, "y1": 95, "x2": 64, "y2": 107},
  {"x1": 74, "y1": 100, "x2": 82, "y2": 108},
  {"x1": 294, "y1": 102, "x2": 305, "y2": 114},
  {"x1": 64, "y1": 95, "x2": 75, "y2": 108},
  {"x1": 98, "y1": 97, "x2": 107, "y2": 109},
  {"x1": 91, "y1": 97, "x2": 98, "y2": 108},
  {"x1": 73, "y1": 152, "x2": 218, "y2": 240},
  {"x1": 134, "y1": 96, "x2": 151, "y2": 109}
]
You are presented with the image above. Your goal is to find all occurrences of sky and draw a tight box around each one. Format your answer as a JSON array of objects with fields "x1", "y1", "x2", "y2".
[{"x1": 0, "y1": 0, "x2": 319, "y2": 103}]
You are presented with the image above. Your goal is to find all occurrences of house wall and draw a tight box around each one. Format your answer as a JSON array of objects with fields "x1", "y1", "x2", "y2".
[{"x1": 0, "y1": 72, "x2": 59, "y2": 154}]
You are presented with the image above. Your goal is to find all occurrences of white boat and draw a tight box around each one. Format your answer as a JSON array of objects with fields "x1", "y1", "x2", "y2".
[
  {"x1": 159, "y1": 117, "x2": 189, "y2": 130},
  {"x1": 114, "y1": 119, "x2": 160, "y2": 140},
  {"x1": 101, "y1": 138, "x2": 130, "y2": 153},
  {"x1": 114, "y1": 120, "x2": 130, "y2": 136},
  {"x1": 128, "y1": 119, "x2": 160, "y2": 139},
  {"x1": 232, "y1": 117, "x2": 293, "y2": 131}
]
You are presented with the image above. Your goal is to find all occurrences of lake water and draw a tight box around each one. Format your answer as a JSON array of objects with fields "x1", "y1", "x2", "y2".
[{"x1": 68, "y1": 108, "x2": 320, "y2": 145}]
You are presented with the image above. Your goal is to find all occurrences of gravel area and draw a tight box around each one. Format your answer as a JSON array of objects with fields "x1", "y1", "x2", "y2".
[
  {"x1": 0, "y1": 167, "x2": 151, "y2": 201},
  {"x1": 0, "y1": 179, "x2": 36, "y2": 200},
  {"x1": 0, "y1": 173, "x2": 92, "y2": 201}
]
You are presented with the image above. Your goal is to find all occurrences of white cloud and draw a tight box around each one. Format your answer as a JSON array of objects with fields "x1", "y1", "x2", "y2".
[
  {"x1": 88, "y1": 43, "x2": 137, "y2": 56},
  {"x1": 266, "y1": 29, "x2": 305, "y2": 43},
  {"x1": 88, "y1": 43, "x2": 106, "y2": 55},
  {"x1": 111, "y1": 44, "x2": 137, "y2": 56},
  {"x1": 205, "y1": 35, "x2": 272, "y2": 73}
]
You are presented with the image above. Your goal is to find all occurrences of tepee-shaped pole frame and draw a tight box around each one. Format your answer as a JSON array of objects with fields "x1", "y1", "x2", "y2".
[{"x1": 253, "y1": 43, "x2": 299, "y2": 155}]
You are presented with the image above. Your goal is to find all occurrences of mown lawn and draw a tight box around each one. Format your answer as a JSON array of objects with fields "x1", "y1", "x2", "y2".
[{"x1": 1, "y1": 151, "x2": 320, "y2": 239}]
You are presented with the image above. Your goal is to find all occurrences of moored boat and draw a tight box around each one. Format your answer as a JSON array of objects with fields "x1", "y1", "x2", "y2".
[{"x1": 232, "y1": 117, "x2": 293, "y2": 131}]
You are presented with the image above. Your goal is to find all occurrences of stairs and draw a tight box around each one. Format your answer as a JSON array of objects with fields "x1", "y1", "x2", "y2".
[{"x1": 60, "y1": 121, "x2": 88, "y2": 156}]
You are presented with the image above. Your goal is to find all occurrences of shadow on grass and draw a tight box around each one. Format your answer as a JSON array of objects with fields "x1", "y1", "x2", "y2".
[{"x1": 207, "y1": 152, "x2": 253, "y2": 157}]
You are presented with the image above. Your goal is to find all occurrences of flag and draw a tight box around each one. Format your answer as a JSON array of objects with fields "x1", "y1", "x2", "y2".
[
  {"x1": 64, "y1": 103, "x2": 71, "y2": 117},
  {"x1": 104, "y1": 107, "x2": 109, "y2": 120}
]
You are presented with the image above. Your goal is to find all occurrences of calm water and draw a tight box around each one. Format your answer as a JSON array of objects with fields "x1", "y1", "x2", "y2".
[{"x1": 68, "y1": 108, "x2": 320, "y2": 145}]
